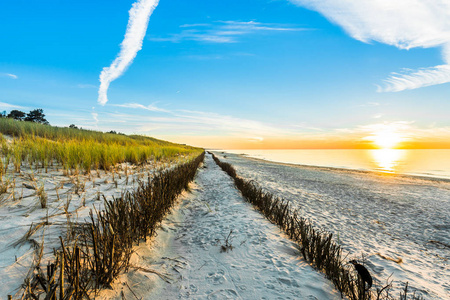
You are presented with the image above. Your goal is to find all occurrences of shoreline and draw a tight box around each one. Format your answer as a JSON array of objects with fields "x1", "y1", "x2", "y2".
[
  {"x1": 213, "y1": 151, "x2": 450, "y2": 299},
  {"x1": 229, "y1": 153, "x2": 450, "y2": 183}
]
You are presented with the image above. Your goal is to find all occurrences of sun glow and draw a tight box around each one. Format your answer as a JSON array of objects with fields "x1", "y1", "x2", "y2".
[
  {"x1": 372, "y1": 131, "x2": 403, "y2": 149},
  {"x1": 365, "y1": 123, "x2": 408, "y2": 149},
  {"x1": 370, "y1": 149, "x2": 406, "y2": 173}
]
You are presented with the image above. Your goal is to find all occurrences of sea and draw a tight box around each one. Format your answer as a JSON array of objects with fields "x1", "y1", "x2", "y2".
[{"x1": 221, "y1": 149, "x2": 450, "y2": 180}]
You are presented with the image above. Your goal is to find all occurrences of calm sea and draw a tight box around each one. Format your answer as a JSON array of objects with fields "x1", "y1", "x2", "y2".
[{"x1": 222, "y1": 149, "x2": 450, "y2": 180}]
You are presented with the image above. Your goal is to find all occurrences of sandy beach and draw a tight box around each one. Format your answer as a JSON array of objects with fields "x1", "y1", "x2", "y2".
[
  {"x1": 0, "y1": 157, "x2": 175, "y2": 297},
  {"x1": 2, "y1": 148, "x2": 447, "y2": 298},
  {"x1": 215, "y1": 152, "x2": 450, "y2": 299}
]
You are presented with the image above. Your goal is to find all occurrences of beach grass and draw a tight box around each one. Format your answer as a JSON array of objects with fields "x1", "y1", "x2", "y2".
[
  {"x1": 1, "y1": 118, "x2": 204, "y2": 299},
  {"x1": 0, "y1": 118, "x2": 202, "y2": 174},
  {"x1": 16, "y1": 152, "x2": 205, "y2": 299}
]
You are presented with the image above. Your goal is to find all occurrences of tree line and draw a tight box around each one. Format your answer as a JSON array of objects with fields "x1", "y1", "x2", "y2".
[
  {"x1": 1, "y1": 109, "x2": 49, "y2": 125},
  {"x1": 1, "y1": 109, "x2": 125, "y2": 134}
]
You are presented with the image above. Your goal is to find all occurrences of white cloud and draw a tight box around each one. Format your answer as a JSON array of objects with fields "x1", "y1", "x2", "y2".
[
  {"x1": 92, "y1": 112, "x2": 99, "y2": 126},
  {"x1": 99, "y1": 106, "x2": 290, "y2": 137},
  {"x1": 172, "y1": 109, "x2": 288, "y2": 136},
  {"x1": 113, "y1": 102, "x2": 169, "y2": 112},
  {"x1": 290, "y1": 0, "x2": 450, "y2": 91},
  {"x1": 98, "y1": 0, "x2": 160, "y2": 105},
  {"x1": 0, "y1": 73, "x2": 18, "y2": 79},
  {"x1": 249, "y1": 137, "x2": 264, "y2": 142},
  {"x1": 0, "y1": 101, "x2": 26, "y2": 110},
  {"x1": 379, "y1": 64, "x2": 450, "y2": 92},
  {"x1": 183, "y1": 54, "x2": 225, "y2": 60},
  {"x1": 180, "y1": 23, "x2": 210, "y2": 28},
  {"x1": 149, "y1": 21, "x2": 307, "y2": 44},
  {"x1": 219, "y1": 20, "x2": 303, "y2": 32}
]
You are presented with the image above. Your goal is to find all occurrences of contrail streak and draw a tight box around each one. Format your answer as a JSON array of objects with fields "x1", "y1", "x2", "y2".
[{"x1": 98, "y1": 0, "x2": 160, "y2": 105}]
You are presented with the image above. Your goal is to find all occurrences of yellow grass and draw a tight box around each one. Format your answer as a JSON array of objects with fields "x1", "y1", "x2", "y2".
[{"x1": 0, "y1": 118, "x2": 202, "y2": 173}]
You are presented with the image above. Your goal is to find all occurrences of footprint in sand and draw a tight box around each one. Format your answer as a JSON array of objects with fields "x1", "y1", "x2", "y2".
[
  {"x1": 189, "y1": 284, "x2": 198, "y2": 292},
  {"x1": 206, "y1": 269, "x2": 226, "y2": 285},
  {"x1": 207, "y1": 289, "x2": 238, "y2": 299},
  {"x1": 278, "y1": 276, "x2": 299, "y2": 287}
]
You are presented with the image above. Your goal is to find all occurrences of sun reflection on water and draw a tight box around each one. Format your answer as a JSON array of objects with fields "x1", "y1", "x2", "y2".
[{"x1": 369, "y1": 149, "x2": 406, "y2": 173}]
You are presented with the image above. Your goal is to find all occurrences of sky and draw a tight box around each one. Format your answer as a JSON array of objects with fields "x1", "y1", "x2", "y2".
[{"x1": 1, "y1": 0, "x2": 450, "y2": 149}]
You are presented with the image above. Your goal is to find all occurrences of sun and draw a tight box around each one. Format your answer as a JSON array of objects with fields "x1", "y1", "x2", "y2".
[
  {"x1": 365, "y1": 123, "x2": 407, "y2": 149},
  {"x1": 372, "y1": 131, "x2": 403, "y2": 149}
]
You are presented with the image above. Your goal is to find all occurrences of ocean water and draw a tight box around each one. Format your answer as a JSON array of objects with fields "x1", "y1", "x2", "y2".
[{"x1": 222, "y1": 149, "x2": 450, "y2": 180}]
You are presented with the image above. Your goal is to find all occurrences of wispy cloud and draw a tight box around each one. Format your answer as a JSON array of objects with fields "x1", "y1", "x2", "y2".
[
  {"x1": 180, "y1": 23, "x2": 210, "y2": 28},
  {"x1": 372, "y1": 114, "x2": 384, "y2": 119},
  {"x1": 290, "y1": 0, "x2": 450, "y2": 92},
  {"x1": 97, "y1": 103, "x2": 290, "y2": 137},
  {"x1": 379, "y1": 64, "x2": 450, "y2": 92},
  {"x1": 113, "y1": 102, "x2": 169, "y2": 112},
  {"x1": 183, "y1": 54, "x2": 225, "y2": 60},
  {"x1": 249, "y1": 137, "x2": 264, "y2": 142},
  {"x1": 0, "y1": 101, "x2": 26, "y2": 110},
  {"x1": 149, "y1": 20, "x2": 307, "y2": 44},
  {"x1": 110, "y1": 101, "x2": 287, "y2": 136},
  {"x1": 91, "y1": 111, "x2": 99, "y2": 127},
  {"x1": 172, "y1": 109, "x2": 289, "y2": 136},
  {"x1": 98, "y1": 0, "x2": 160, "y2": 105},
  {"x1": 0, "y1": 73, "x2": 18, "y2": 79}
]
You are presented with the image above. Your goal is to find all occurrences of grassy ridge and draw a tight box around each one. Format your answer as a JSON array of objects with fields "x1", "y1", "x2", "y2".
[
  {"x1": 0, "y1": 118, "x2": 202, "y2": 173},
  {"x1": 17, "y1": 152, "x2": 205, "y2": 299},
  {"x1": 211, "y1": 153, "x2": 423, "y2": 300}
]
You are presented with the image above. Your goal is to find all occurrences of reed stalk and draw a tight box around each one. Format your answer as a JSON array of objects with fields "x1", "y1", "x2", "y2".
[{"x1": 15, "y1": 152, "x2": 205, "y2": 299}]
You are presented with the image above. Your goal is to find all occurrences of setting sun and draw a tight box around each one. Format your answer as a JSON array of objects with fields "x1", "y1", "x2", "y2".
[
  {"x1": 372, "y1": 131, "x2": 403, "y2": 149},
  {"x1": 364, "y1": 123, "x2": 408, "y2": 149}
]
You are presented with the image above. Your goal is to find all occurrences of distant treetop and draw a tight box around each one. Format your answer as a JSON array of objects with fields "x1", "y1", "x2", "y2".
[
  {"x1": 24, "y1": 109, "x2": 49, "y2": 125},
  {"x1": 7, "y1": 110, "x2": 26, "y2": 121},
  {"x1": 4, "y1": 108, "x2": 49, "y2": 125}
]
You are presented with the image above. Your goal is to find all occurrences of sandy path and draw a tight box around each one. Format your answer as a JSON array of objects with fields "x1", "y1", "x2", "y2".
[{"x1": 107, "y1": 153, "x2": 339, "y2": 299}]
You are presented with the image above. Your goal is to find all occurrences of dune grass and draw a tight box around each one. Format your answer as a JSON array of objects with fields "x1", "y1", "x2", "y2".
[
  {"x1": 16, "y1": 152, "x2": 205, "y2": 299},
  {"x1": 2, "y1": 118, "x2": 204, "y2": 298},
  {"x1": 0, "y1": 118, "x2": 202, "y2": 174},
  {"x1": 211, "y1": 152, "x2": 423, "y2": 300}
]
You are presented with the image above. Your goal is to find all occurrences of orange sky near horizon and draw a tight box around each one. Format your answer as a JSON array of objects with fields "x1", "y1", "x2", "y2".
[
  {"x1": 161, "y1": 121, "x2": 450, "y2": 150},
  {"x1": 163, "y1": 135, "x2": 450, "y2": 150}
]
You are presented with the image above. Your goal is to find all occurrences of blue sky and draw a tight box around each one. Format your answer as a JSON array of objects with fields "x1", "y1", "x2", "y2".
[{"x1": 1, "y1": 0, "x2": 449, "y2": 148}]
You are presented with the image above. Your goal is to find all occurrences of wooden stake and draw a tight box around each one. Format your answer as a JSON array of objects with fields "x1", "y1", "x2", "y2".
[
  {"x1": 60, "y1": 251, "x2": 65, "y2": 300},
  {"x1": 75, "y1": 246, "x2": 80, "y2": 299}
]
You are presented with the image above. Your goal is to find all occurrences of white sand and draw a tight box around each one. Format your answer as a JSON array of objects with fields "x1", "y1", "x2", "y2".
[
  {"x1": 97, "y1": 153, "x2": 340, "y2": 299},
  {"x1": 216, "y1": 152, "x2": 450, "y2": 299},
  {"x1": 0, "y1": 158, "x2": 170, "y2": 297}
]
